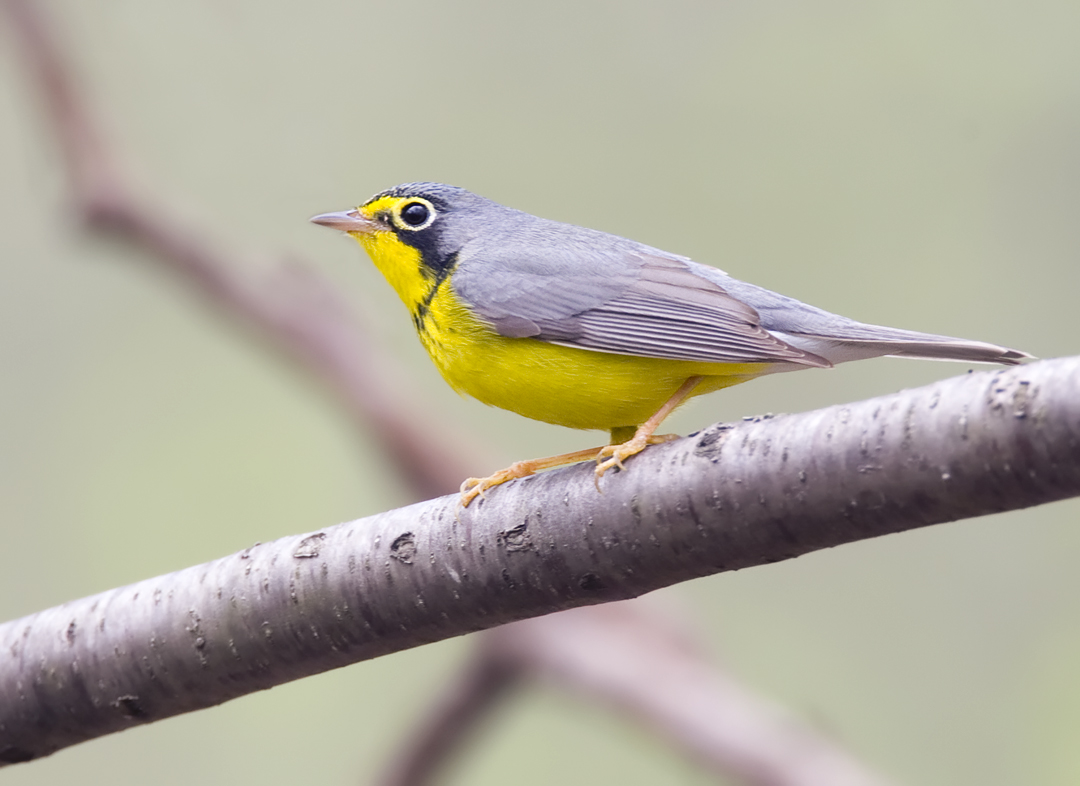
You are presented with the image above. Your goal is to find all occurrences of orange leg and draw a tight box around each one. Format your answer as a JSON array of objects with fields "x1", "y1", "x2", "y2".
[
  {"x1": 461, "y1": 446, "x2": 606, "y2": 507},
  {"x1": 460, "y1": 376, "x2": 703, "y2": 507},
  {"x1": 594, "y1": 376, "x2": 703, "y2": 481}
]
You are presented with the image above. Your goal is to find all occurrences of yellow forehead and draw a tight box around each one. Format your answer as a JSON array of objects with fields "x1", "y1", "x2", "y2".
[{"x1": 359, "y1": 195, "x2": 405, "y2": 219}]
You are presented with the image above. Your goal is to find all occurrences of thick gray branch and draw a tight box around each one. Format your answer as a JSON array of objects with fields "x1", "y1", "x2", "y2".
[{"x1": 1, "y1": 357, "x2": 1077, "y2": 765}]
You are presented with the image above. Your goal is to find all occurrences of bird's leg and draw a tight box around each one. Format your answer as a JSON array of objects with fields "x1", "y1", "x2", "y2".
[
  {"x1": 595, "y1": 376, "x2": 703, "y2": 482},
  {"x1": 460, "y1": 446, "x2": 607, "y2": 507},
  {"x1": 460, "y1": 375, "x2": 704, "y2": 506}
]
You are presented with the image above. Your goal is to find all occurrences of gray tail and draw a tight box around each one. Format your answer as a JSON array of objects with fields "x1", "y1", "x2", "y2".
[{"x1": 773, "y1": 326, "x2": 1031, "y2": 366}]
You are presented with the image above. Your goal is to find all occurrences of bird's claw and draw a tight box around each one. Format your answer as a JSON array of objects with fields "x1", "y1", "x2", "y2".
[
  {"x1": 459, "y1": 477, "x2": 488, "y2": 507},
  {"x1": 592, "y1": 433, "x2": 679, "y2": 490},
  {"x1": 459, "y1": 461, "x2": 536, "y2": 507}
]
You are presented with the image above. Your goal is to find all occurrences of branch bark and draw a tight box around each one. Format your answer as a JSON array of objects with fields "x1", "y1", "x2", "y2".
[{"x1": 1, "y1": 357, "x2": 1076, "y2": 765}]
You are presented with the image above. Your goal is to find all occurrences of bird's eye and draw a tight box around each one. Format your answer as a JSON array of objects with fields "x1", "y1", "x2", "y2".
[{"x1": 400, "y1": 201, "x2": 431, "y2": 227}]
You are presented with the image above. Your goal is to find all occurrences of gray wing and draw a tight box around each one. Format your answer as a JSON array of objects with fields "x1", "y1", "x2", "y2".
[{"x1": 451, "y1": 243, "x2": 831, "y2": 368}]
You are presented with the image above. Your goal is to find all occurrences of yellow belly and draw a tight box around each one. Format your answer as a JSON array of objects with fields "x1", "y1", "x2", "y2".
[{"x1": 420, "y1": 285, "x2": 771, "y2": 432}]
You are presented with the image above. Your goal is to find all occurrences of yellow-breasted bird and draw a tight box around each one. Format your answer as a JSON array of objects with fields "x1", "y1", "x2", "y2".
[{"x1": 312, "y1": 183, "x2": 1027, "y2": 505}]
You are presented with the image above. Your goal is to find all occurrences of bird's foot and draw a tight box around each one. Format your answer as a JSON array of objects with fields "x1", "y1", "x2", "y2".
[
  {"x1": 460, "y1": 462, "x2": 537, "y2": 507},
  {"x1": 594, "y1": 433, "x2": 679, "y2": 488}
]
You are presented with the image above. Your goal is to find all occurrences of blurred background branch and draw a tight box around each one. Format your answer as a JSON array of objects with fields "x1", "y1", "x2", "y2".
[
  {"x1": 377, "y1": 602, "x2": 897, "y2": 786},
  {"x1": 3, "y1": 0, "x2": 476, "y2": 500}
]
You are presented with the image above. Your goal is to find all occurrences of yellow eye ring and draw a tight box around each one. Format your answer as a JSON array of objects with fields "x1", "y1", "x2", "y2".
[{"x1": 391, "y1": 198, "x2": 437, "y2": 232}]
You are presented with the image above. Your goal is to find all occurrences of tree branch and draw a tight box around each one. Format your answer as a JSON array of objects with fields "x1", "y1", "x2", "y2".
[{"x1": 1, "y1": 357, "x2": 1076, "y2": 765}]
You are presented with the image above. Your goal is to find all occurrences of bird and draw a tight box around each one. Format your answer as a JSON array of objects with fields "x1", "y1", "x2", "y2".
[{"x1": 311, "y1": 182, "x2": 1027, "y2": 505}]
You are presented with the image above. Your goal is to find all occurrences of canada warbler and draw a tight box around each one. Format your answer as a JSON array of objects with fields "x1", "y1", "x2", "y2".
[{"x1": 312, "y1": 183, "x2": 1027, "y2": 505}]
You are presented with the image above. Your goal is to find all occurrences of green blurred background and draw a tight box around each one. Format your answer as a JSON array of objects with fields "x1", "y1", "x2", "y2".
[{"x1": 2, "y1": 1, "x2": 1078, "y2": 783}]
